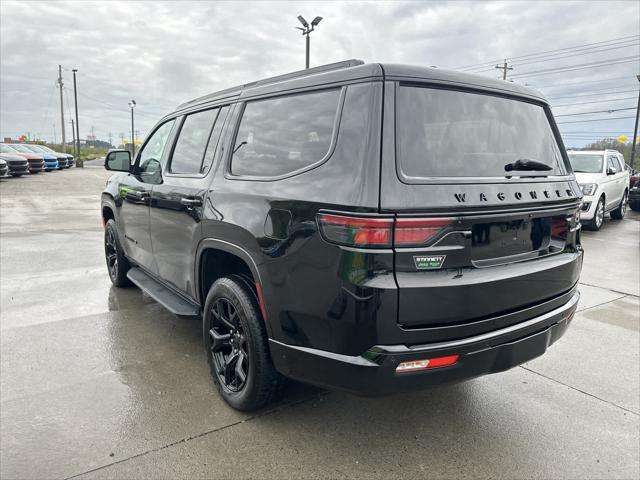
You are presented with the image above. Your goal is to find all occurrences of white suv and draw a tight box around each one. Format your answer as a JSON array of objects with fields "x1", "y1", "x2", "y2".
[{"x1": 567, "y1": 149, "x2": 630, "y2": 230}]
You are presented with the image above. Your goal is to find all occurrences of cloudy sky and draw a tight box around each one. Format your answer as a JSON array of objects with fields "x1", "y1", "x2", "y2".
[{"x1": 1, "y1": 0, "x2": 638, "y2": 148}]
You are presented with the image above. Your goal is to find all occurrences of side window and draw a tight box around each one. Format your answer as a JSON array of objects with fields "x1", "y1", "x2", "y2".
[
  {"x1": 231, "y1": 89, "x2": 341, "y2": 178},
  {"x1": 169, "y1": 108, "x2": 218, "y2": 174},
  {"x1": 615, "y1": 156, "x2": 625, "y2": 172},
  {"x1": 607, "y1": 156, "x2": 617, "y2": 173},
  {"x1": 201, "y1": 105, "x2": 230, "y2": 174},
  {"x1": 138, "y1": 120, "x2": 175, "y2": 183}
]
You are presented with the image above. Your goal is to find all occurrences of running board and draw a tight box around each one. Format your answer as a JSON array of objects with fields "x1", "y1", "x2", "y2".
[{"x1": 127, "y1": 267, "x2": 200, "y2": 317}]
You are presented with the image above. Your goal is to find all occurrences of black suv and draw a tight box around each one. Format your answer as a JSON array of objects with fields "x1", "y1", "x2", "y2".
[{"x1": 101, "y1": 60, "x2": 583, "y2": 411}]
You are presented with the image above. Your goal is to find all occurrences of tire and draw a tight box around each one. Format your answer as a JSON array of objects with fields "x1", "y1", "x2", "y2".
[
  {"x1": 203, "y1": 275, "x2": 285, "y2": 411},
  {"x1": 610, "y1": 191, "x2": 627, "y2": 220},
  {"x1": 585, "y1": 196, "x2": 605, "y2": 231},
  {"x1": 104, "y1": 219, "x2": 132, "y2": 287}
]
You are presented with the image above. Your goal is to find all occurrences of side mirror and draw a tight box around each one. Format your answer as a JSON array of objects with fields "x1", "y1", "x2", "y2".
[
  {"x1": 105, "y1": 150, "x2": 131, "y2": 172},
  {"x1": 607, "y1": 166, "x2": 617, "y2": 175}
]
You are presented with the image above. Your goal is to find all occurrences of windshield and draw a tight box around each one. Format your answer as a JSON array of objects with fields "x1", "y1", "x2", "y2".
[
  {"x1": 0, "y1": 144, "x2": 16, "y2": 153},
  {"x1": 396, "y1": 86, "x2": 566, "y2": 179},
  {"x1": 10, "y1": 145, "x2": 32, "y2": 153},
  {"x1": 23, "y1": 145, "x2": 43, "y2": 153},
  {"x1": 568, "y1": 154, "x2": 603, "y2": 173}
]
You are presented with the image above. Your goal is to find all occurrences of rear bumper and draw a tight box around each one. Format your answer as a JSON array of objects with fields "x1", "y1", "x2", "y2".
[{"x1": 270, "y1": 290, "x2": 579, "y2": 396}]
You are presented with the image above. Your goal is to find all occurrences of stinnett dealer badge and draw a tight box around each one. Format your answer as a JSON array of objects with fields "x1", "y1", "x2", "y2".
[{"x1": 413, "y1": 255, "x2": 446, "y2": 270}]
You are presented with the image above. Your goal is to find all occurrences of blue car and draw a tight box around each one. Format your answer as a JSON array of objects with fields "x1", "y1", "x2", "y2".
[{"x1": 18, "y1": 144, "x2": 61, "y2": 170}]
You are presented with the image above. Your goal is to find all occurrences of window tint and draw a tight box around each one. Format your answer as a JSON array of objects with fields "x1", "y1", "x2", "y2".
[
  {"x1": 396, "y1": 86, "x2": 565, "y2": 178},
  {"x1": 607, "y1": 156, "x2": 618, "y2": 172},
  {"x1": 231, "y1": 89, "x2": 341, "y2": 177},
  {"x1": 138, "y1": 120, "x2": 175, "y2": 183},
  {"x1": 170, "y1": 109, "x2": 218, "y2": 174},
  {"x1": 201, "y1": 105, "x2": 230, "y2": 174},
  {"x1": 614, "y1": 156, "x2": 625, "y2": 171}
]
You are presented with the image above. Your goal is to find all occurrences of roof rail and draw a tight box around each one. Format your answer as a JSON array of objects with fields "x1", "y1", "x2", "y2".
[{"x1": 177, "y1": 59, "x2": 364, "y2": 111}]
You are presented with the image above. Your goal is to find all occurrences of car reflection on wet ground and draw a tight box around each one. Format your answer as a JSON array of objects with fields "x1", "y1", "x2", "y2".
[{"x1": 1, "y1": 165, "x2": 638, "y2": 479}]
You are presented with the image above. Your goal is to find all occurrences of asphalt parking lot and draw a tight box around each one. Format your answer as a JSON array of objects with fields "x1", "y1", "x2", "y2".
[{"x1": 1, "y1": 165, "x2": 638, "y2": 479}]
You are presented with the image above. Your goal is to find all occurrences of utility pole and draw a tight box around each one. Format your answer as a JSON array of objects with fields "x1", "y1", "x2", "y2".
[
  {"x1": 72, "y1": 69, "x2": 82, "y2": 167},
  {"x1": 296, "y1": 15, "x2": 323, "y2": 69},
  {"x1": 108, "y1": 132, "x2": 113, "y2": 148},
  {"x1": 129, "y1": 100, "x2": 136, "y2": 156},
  {"x1": 57, "y1": 65, "x2": 66, "y2": 150},
  {"x1": 495, "y1": 59, "x2": 513, "y2": 81},
  {"x1": 53, "y1": 124, "x2": 57, "y2": 144},
  {"x1": 120, "y1": 132, "x2": 125, "y2": 148},
  {"x1": 70, "y1": 119, "x2": 76, "y2": 148},
  {"x1": 631, "y1": 74, "x2": 640, "y2": 169}
]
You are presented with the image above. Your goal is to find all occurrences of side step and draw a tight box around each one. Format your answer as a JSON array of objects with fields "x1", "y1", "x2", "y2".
[{"x1": 127, "y1": 267, "x2": 200, "y2": 317}]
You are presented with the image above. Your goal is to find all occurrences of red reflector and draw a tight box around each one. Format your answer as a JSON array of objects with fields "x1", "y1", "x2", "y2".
[
  {"x1": 317, "y1": 213, "x2": 393, "y2": 247},
  {"x1": 426, "y1": 355, "x2": 459, "y2": 368},
  {"x1": 255, "y1": 282, "x2": 267, "y2": 322},
  {"x1": 396, "y1": 354, "x2": 459, "y2": 373},
  {"x1": 394, "y1": 217, "x2": 453, "y2": 246}
]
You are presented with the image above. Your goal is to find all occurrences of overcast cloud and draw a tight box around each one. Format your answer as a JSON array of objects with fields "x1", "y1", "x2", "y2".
[{"x1": 1, "y1": 0, "x2": 638, "y2": 147}]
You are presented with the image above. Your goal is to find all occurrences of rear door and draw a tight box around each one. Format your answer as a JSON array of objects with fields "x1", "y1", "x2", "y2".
[
  {"x1": 150, "y1": 105, "x2": 230, "y2": 298},
  {"x1": 381, "y1": 81, "x2": 582, "y2": 329},
  {"x1": 604, "y1": 154, "x2": 622, "y2": 209}
]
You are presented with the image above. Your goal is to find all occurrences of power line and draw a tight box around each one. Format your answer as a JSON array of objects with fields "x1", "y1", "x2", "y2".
[
  {"x1": 531, "y1": 76, "x2": 637, "y2": 89},
  {"x1": 551, "y1": 97, "x2": 636, "y2": 107},
  {"x1": 456, "y1": 34, "x2": 639, "y2": 70},
  {"x1": 557, "y1": 116, "x2": 635, "y2": 124},
  {"x1": 464, "y1": 40, "x2": 639, "y2": 72},
  {"x1": 547, "y1": 89, "x2": 637, "y2": 100},
  {"x1": 555, "y1": 107, "x2": 636, "y2": 117},
  {"x1": 510, "y1": 56, "x2": 639, "y2": 78}
]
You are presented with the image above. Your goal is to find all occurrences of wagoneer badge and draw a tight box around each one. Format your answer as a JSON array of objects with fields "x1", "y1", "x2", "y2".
[{"x1": 414, "y1": 255, "x2": 446, "y2": 270}]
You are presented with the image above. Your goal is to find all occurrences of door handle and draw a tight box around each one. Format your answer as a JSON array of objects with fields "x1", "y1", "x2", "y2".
[
  {"x1": 126, "y1": 190, "x2": 150, "y2": 203},
  {"x1": 180, "y1": 197, "x2": 203, "y2": 207}
]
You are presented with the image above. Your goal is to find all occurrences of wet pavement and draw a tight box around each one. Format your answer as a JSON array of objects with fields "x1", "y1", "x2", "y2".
[{"x1": 1, "y1": 166, "x2": 638, "y2": 479}]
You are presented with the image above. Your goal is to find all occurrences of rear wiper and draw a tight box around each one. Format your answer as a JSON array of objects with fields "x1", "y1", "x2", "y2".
[{"x1": 504, "y1": 158, "x2": 552, "y2": 172}]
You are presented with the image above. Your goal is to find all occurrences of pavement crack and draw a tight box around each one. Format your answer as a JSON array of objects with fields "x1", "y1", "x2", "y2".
[
  {"x1": 578, "y1": 281, "x2": 639, "y2": 298},
  {"x1": 519, "y1": 365, "x2": 639, "y2": 417},
  {"x1": 64, "y1": 390, "x2": 332, "y2": 479}
]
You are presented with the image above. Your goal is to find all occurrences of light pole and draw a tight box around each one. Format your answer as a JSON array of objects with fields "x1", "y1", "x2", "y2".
[
  {"x1": 630, "y1": 75, "x2": 640, "y2": 170},
  {"x1": 129, "y1": 100, "x2": 136, "y2": 157},
  {"x1": 72, "y1": 69, "x2": 82, "y2": 167},
  {"x1": 296, "y1": 15, "x2": 322, "y2": 69}
]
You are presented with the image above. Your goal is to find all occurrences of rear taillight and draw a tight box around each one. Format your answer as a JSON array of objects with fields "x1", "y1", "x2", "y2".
[
  {"x1": 317, "y1": 213, "x2": 454, "y2": 248},
  {"x1": 317, "y1": 214, "x2": 393, "y2": 247},
  {"x1": 394, "y1": 218, "x2": 454, "y2": 246},
  {"x1": 551, "y1": 216, "x2": 568, "y2": 240}
]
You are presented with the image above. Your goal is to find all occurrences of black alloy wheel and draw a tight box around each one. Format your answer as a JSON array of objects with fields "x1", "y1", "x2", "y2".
[
  {"x1": 209, "y1": 298, "x2": 249, "y2": 392},
  {"x1": 104, "y1": 219, "x2": 132, "y2": 287}
]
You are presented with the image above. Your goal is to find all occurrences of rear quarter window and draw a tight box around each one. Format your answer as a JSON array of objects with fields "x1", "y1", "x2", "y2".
[
  {"x1": 230, "y1": 89, "x2": 342, "y2": 178},
  {"x1": 396, "y1": 85, "x2": 566, "y2": 180}
]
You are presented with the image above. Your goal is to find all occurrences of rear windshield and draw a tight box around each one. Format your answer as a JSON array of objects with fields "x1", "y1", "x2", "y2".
[
  {"x1": 568, "y1": 154, "x2": 603, "y2": 173},
  {"x1": 396, "y1": 86, "x2": 566, "y2": 179}
]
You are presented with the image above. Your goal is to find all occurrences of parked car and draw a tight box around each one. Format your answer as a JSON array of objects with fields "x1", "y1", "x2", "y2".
[
  {"x1": 0, "y1": 152, "x2": 29, "y2": 176},
  {"x1": 0, "y1": 143, "x2": 44, "y2": 173},
  {"x1": 0, "y1": 158, "x2": 10, "y2": 178},
  {"x1": 38, "y1": 145, "x2": 75, "y2": 168},
  {"x1": 101, "y1": 60, "x2": 583, "y2": 411},
  {"x1": 567, "y1": 150, "x2": 629, "y2": 230},
  {"x1": 3, "y1": 144, "x2": 51, "y2": 172},
  {"x1": 629, "y1": 171, "x2": 640, "y2": 212},
  {"x1": 24, "y1": 144, "x2": 68, "y2": 168},
  {"x1": 16, "y1": 144, "x2": 63, "y2": 169}
]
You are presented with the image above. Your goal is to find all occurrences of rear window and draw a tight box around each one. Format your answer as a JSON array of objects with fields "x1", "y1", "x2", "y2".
[
  {"x1": 396, "y1": 86, "x2": 566, "y2": 179},
  {"x1": 231, "y1": 89, "x2": 341, "y2": 178},
  {"x1": 568, "y1": 154, "x2": 603, "y2": 173}
]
